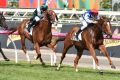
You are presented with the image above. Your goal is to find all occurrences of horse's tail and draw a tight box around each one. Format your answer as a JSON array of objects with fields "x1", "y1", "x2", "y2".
[
  {"x1": 8, "y1": 28, "x2": 17, "y2": 34},
  {"x1": 8, "y1": 19, "x2": 29, "y2": 35}
]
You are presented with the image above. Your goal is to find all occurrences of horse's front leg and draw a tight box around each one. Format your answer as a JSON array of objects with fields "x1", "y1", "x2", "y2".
[
  {"x1": 0, "y1": 42, "x2": 9, "y2": 61},
  {"x1": 87, "y1": 44, "x2": 101, "y2": 70},
  {"x1": 20, "y1": 35, "x2": 31, "y2": 63},
  {"x1": 34, "y1": 42, "x2": 45, "y2": 65},
  {"x1": 99, "y1": 45, "x2": 116, "y2": 69}
]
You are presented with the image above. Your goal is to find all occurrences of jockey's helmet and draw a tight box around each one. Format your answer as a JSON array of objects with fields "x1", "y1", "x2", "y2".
[
  {"x1": 40, "y1": 4, "x2": 48, "y2": 11},
  {"x1": 90, "y1": 9, "x2": 98, "y2": 15}
]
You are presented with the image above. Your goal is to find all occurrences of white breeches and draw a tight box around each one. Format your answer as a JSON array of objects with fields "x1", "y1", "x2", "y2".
[
  {"x1": 80, "y1": 17, "x2": 88, "y2": 30},
  {"x1": 35, "y1": 16, "x2": 40, "y2": 22}
]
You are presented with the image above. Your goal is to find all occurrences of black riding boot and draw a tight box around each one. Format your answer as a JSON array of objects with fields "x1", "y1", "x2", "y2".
[
  {"x1": 27, "y1": 20, "x2": 36, "y2": 32},
  {"x1": 76, "y1": 29, "x2": 82, "y2": 39}
]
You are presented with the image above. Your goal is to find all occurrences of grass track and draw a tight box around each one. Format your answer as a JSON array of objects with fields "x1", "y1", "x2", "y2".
[{"x1": 0, "y1": 61, "x2": 120, "y2": 80}]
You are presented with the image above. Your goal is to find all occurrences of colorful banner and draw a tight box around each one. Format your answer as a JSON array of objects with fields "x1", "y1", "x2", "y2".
[
  {"x1": 0, "y1": 0, "x2": 7, "y2": 8},
  {"x1": 19, "y1": 0, "x2": 40, "y2": 8},
  {"x1": 18, "y1": 0, "x2": 100, "y2": 9},
  {"x1": 104, "y1": 39, "x2": 120, "y2": 47},
  {"x1": 90, "y1": 0, "x2": 100, "y2": 10},
  {"x1": 46, "y1": 0, "x2": 57, "y2": 9}
]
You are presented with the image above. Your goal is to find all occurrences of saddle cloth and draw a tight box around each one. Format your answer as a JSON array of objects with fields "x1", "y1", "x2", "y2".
[
  {"x1": 72, "y1": 32, "x2": 82, "y2": 41},
  {"x1": 25, "y1": 23, "x2": 33, "y2": 35}
]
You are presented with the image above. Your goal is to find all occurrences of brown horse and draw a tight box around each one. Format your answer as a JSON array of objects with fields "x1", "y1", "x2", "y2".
[
  {"x1": 57, "y1": 16, "x2": 116, "y2": 71},
  {"x1": 0, "y1": 12, "x2": 10, "y2": 61},
  {"x1": 17, "y1": 10, "x2": 58, "y2": 65}
]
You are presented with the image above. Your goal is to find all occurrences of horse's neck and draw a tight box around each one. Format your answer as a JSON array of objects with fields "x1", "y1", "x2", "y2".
[
  {"x1": 38, "y1": 19, "x2": 52, "y2": 33},
  {"x1": 88, "y1": 24, "x2": 102, "y2": 36}
]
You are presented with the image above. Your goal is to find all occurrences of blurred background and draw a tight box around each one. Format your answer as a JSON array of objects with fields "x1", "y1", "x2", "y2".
[{"x1": 0, "y1": 0, "x2": 119, "y2": 11}]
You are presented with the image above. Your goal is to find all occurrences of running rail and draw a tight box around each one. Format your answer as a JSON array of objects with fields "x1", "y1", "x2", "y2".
[{"x1": 0, "y1": 8, "x2": 120, "y2": 26}]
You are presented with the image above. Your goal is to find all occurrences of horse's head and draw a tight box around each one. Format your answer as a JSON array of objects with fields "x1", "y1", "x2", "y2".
[
  {"x1": 98, "y1": 16, "x2": 112, "y2": 38},
  {"x1": 48, "y1": 10, "x2": 58, "y2": 25},
  {"x1": 0, "y1": 12, "x2": 8, "y2": 30}
]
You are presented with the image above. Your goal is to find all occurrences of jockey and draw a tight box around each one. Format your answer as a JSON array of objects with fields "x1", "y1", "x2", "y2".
[
  {"x1": 75, "y1": 9, "x2": 100, "y2": 40},
  {"x1": 27, "y1": 4, "x2": 48, "y2": 32}
]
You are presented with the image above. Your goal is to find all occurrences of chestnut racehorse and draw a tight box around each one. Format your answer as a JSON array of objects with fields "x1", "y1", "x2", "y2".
[
  {"x1": 16, "y1": 10, "x2": 58, "y2": 65},
  {"x1": 57, "y1": 16, "x2": 116, "y2": 71}
]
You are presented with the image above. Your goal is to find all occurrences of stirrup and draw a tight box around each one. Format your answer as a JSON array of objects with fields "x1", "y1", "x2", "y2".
[{"x1": 27, "y1": 27, "x2": 31, "y2": 32}]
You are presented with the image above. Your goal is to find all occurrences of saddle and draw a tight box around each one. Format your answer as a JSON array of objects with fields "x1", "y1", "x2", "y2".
[{"x1": 72, "y1": 31, "x2": 82, "y2": 41}]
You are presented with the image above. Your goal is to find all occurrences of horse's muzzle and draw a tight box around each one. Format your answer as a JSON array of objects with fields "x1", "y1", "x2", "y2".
[{"x1": 106, "y1": 33, "x2": 112, "y2": 39}]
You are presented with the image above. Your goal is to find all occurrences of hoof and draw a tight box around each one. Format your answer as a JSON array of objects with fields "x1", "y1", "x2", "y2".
[
  {"x1": 4, "y1": 58, "x2": 10, "y2": 61},
  {"x1": 99, "y1": 70, "x2": 103, "y2": 75},
  {"x1": 56, "y1": 67, "x2": 60, "y2": 71},
  {"x1": 42, "y1": 62, "x2": 45, "y2": 66},
  {"x1": 75, "y1": 69, "x2": 79, "y2": 72},
  {"x1": 111, "y1": 65, "x2": 116, "y2": 69}
]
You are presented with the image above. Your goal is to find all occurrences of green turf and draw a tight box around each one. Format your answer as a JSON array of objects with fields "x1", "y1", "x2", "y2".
[{"x1": 0, "y1": 61, "x2": 120, "y2": 80}]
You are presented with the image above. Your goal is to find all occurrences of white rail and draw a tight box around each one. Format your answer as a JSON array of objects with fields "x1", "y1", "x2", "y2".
[{"x1": 0, "y1": 8, "x2": 120, "y2": 26}]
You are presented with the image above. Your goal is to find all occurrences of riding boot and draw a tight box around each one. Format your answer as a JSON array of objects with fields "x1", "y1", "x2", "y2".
[
  {"x1": 27, "y1": 20, "x2": 36, "y2": 32},
  {"x1": 76, "y1": 29, "x2": 82, "y2": 40}
]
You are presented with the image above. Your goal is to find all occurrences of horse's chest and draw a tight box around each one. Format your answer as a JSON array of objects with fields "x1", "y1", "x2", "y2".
[{"x1": 39, "y1": 34, "x2": 52, "y2": 45}]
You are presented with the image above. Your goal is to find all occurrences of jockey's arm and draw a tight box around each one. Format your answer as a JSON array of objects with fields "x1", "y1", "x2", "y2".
[{"x1": 33, "y1": 9, "x2": 37, "y2": 17}]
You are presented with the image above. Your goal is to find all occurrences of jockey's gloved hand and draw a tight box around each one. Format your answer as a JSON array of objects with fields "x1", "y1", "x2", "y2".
[{"x1": 93, "y1": 21, "x2": 98, "y2": 24}]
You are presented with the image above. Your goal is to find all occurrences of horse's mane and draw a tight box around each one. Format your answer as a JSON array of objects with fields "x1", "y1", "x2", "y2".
[{"x1": 48, "y1": 10, "x2": 58, "y2": 21}]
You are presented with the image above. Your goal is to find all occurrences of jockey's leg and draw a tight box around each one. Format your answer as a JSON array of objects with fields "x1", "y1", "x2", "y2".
[
  {"x1": 27, "y1": 20, "x2": 36, "y2": 32},
  {"x1": 76, "y1": 20, "x2": 87, "y2": 39},
  {"x1": 27, "y1": 16, "x2": 40, "y2": 32}
]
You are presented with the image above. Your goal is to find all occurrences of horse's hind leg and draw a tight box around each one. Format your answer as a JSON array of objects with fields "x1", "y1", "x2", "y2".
[
  {"x1": 20, "y1": 35, "x2": 31, "y2": 63},
  {"x1": 34, "y1": 43, "x2": 45, "y2": 65},
  {"x1": 74, "y1": 47, "x2": 83, "y2": 72},
  {"x1": 0, "y1": 43, "x2": 9, "y2": 61},
  {"x1": 99, "y1": 45, "x2": 116, "y2": 69},
  {"x1": 57, "y1": 40, "x2": 73, "y2": 70}
]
